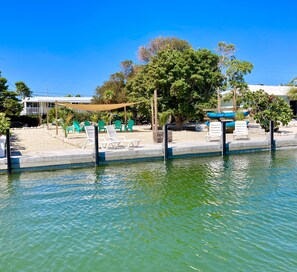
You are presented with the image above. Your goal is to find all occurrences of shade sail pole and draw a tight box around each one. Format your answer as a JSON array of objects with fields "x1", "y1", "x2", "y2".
[
  {"x1": 151, "y1": 98, "x2": 154, "y2": 130},
  {"x1": 124, "y1": 106, "x2": 127, "y2": 127},
  {"x1": 154, "y1": 90, "x2": 158, "y2": 130},
  {"x1": 55, "y1": 100, "x2": 58, "y2": 135}
]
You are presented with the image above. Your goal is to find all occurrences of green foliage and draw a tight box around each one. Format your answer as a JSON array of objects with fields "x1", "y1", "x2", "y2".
[
  {"x1": 58, "y1": 109, "x2": 74, "y2": 137},
  {"x1": 216, "y1": 42, "x2": 253, "y2": 110},
  {"x1": 126, "y1": 48, "x2": 223, "y2": 129},
  {"x1": 10, "y1": 115, "x2": 39, "y2": 127},
  {"x1": 15, "y1": 81, "x2": 32, "y2": 98},
  {"x1": 92, "y1": 72, "x2": 126, "y2": 104},
  {"x1": 158, "y1": 110, "x2": 172, "y2": 126},
  {"x1": 0, "y1": 113, "x2": 10, "y2": 135},
  {"x1": 0, "y1": 76, "x2": 22, "y2": 117},
  {"x1": 242, "y1": 89, "x2": 293, "y2": 131},
  {"x1": 287, "y1": 87, "x2": 297, "y2": 100},
  {"x1": 235, "y1": 111, "x2": 245, "y2": 121},
  {"x1": 138, "y1": 36, "x2": 192, "y2": 62}
]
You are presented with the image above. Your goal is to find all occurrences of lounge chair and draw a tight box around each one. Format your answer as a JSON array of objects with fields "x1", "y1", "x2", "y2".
[
  {"x1": 206, "y1": 122, "x2": 222, "y2": 142},
  {"x1": 73, "y1": 120, "x2": 85, "y2": 133},
  {"x1": 125, "y1": 119, "x2": 134, "y2": 132},
  {"x1": 98, "y1": 120, "x2": 106, "y2": 132},
  {"x1": 233, "y1": 121, "x2": 249, "y2": 140},
  {"x1": 0, "y1": 135, "x2": 6, "y2": 157},
  {"x1": 82, "y1": 126, "x2": 116, "y2": 149},
  {"x1": 113, "y1": 120, "x2": 123, "y2": 132},
  {"x1": 106, "y1": 125, "x2": 141, "y2": 148}
]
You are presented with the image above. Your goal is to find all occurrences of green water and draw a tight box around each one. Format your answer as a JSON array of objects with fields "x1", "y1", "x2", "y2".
[{"x1": 0, "y1": 151, "x2": 297, "y2": 271}]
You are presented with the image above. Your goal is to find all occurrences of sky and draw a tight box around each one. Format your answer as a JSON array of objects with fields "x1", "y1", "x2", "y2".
[{"x1": 1, "y1": 0, "x2": 296, "y2": 97}]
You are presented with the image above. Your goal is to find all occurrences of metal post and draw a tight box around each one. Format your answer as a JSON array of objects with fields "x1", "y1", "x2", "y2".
[
  {"x1": 94, "y1": 125, "x2": 99, "y2": 166},
  {"x1": 163, "y1": 123, "x2": 168, "y2": 160},
  {"x1": 6, "y1": 129, "x2": 11, "y2": 174},
  {"x1": 270, "y1": 120, "x2": 275, "y2": 151},
  {"x1": 221, "y1": 121, "x2": 227, "y2": 156}
]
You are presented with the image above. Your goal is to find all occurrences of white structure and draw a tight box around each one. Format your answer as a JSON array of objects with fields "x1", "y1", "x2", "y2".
[
  {"x1": 220, "y1": 85, "x2": 295, "y2": 113},
  {"x1": 248, "y1": 85, "x2": 291, "y2": 100},
  {"x1": 21, "y1": 96, "x2": 93, "y2": 116}
]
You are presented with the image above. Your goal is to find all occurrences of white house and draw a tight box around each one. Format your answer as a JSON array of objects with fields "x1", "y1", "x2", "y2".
[
  {"x1": 21, "y1": 96, "x2": 93, "y2": 116},
  {"x1": 220, "y1": 84, "x2": 296, "y2": 114},
  {"x1": 248, "y1": 84, "x2": 291, "y2": 100}
]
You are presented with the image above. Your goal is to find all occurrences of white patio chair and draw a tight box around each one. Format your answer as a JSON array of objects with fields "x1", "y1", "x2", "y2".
[
  {"x1": 106, "y1": 125, "x2": 141, "y2": 148},
  {"x1": 206, "y1": 122, "x2": 222, "y2": 142},
  {"x1": 82, "y1": 126, "x2": 117, "y2": 149},
  {"x1": 233, "y1": 121, "x2": 249, "y2": 140}
]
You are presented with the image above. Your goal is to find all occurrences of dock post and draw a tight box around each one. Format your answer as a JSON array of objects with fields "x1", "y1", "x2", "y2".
[
  {"x1": 6, "y1": 128, "x2": 11, "y2": 174},
  {"x1": 221, "y1": 121, "x2": 227, "y2": 156},
  {"x1": 270, "y1": 120, "x2": 275, "y2": 151},
  {"x1": 163, "y1": 123, "x2": 168, "y2": 160},
  {"x1": 94, "y1": 125, "x2": 99, "y2": 166}
]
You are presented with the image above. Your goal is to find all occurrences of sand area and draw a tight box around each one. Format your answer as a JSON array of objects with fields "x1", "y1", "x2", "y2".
[{"x1": 10, "y1": 122, "x2": 297, "y2": 156}]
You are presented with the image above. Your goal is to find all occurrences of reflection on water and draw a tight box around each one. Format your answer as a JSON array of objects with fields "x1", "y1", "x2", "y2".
[{"x1": 0, "y1": 150, "x2": 297, "y2": 271}]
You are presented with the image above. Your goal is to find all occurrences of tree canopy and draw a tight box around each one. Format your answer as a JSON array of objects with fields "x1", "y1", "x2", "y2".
[
  {"x1": 92, "y1": 72, "x2": 126, "y2": 104},
  {"x1": 15, "y1": 81, "x2": 32, "y2": 99},
  {"x1": 242, "y1": 89, "x2": 293, "y2": 131},
  {"x1": 138, "y1": 36, "x2": 192, "y2": 63},
  {"x1": 0, "y1": 75, "x2": 22, "y2": 116},
  {"x1": 216, "y1": 42, "x2": 253, "y2": 110},
  {"x1": 287, "y1": 87, "x2": 297, "y2": 101},
  {"x1": 126, "y1": 48, "x2": 223, "y2": 128}
]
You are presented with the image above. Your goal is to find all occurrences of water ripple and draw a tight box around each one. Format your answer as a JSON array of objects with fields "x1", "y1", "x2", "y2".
[{"x1": 0, "y1": 151, "x2": 297, "y2": 271}]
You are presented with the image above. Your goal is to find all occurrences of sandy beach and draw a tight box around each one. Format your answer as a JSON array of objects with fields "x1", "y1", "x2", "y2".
[{"x1": 10, "y1": 122, "x2": 297, "y2": 156}]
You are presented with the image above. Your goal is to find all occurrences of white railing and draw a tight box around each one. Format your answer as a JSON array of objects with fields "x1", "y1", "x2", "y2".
[{"x1": 25, "y1": 107, "x2": 48, "y2": 115}]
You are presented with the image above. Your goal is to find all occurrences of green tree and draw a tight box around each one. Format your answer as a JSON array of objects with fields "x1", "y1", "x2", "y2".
[
  {"x1": 120, "y1": 60, "x2": 137, "y2": 80},
  {"x1": 138, "y1": 36, "x2": 192, "y2": 62},
  {"x1": 126, "y1": 48, "x2": 223, "y2": 129},
  {"x1": 242, "y1": 89, "x2": 293, "y2": 131},
  {"x1": 0, "y1": 75, "x2": 22, "y2": 116},
  {"x1": 287, "y1": 87, "x2": 297, "y2": 100},
  {"x1": 216, "y1": 42, "x2": 253, "y2": 111},
  {"x1": 15, "y1": 81, "x2": 32, "y2": 99},
  {"x1": 92, "y1": 72, "x2": 126, "y2": 104}
]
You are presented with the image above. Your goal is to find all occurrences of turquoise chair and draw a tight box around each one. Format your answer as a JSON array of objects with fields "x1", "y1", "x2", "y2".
[
  {"x1": 84, "y1": 120, "x2": 91, "y2": 126},
  {"x1": 73, "y1": 120, "x2": 85, "y2": 133},
  {"x1": 113, "y1": 120, "x2": 123, "y2": 132},
  {"x1": 125, "y1": 119, "x2": 134, "y2": 132},
  {"x1": 98, "y1": 120, "x2": 106, "y2": 132}
]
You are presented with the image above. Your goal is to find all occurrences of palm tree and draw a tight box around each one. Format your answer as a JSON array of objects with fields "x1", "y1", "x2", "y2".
[{"x1": 287, "y1": 87, "x2": 297, "y2": 101}]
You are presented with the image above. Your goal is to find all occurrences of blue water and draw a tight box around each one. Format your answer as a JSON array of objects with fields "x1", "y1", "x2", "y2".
[{"x1": 0, "y1": 150, "x2": 297, "y2": 271}]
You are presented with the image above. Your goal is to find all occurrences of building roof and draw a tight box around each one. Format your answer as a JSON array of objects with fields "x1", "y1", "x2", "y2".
[
  {"x1": 22, "y1": 96, "x2": 93, "y2": 103},
  {"x1": 248, "y1": 85, "x2": 290, "y2": 96},
  {"x1": 221, "y1": 85, "x2": 291, "y2": 97}
]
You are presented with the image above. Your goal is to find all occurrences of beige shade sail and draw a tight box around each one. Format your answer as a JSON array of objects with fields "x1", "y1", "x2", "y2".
[{"x1": 56, "y1": 102, "x2": 140, "y2": 112}]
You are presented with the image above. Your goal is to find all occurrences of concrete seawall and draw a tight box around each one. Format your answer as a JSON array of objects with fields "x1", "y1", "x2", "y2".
[{"x1": 1, "y1": 136, "x2": 297, "y2": 173}]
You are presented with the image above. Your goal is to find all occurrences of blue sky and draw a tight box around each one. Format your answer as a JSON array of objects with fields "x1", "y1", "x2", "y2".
[{"x1": 1, "y1": 0, "x2": 296, "y2": 97}]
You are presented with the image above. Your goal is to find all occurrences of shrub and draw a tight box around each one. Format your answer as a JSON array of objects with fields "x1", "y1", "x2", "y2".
[
  {"x1": 0, "y1": 113, "x2": 10, "y2": 135},
  {"x1": 242, "y1": 89, "x2": 293, "y2": 131}
]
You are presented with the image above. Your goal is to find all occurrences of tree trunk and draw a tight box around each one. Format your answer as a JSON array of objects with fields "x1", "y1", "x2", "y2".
[
  {"x1": 233, "y1": 88, "x2": 237, "y2": 112},
  {"x1": 175, "y1": 117, "x2": 184, "y2": 130}
]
